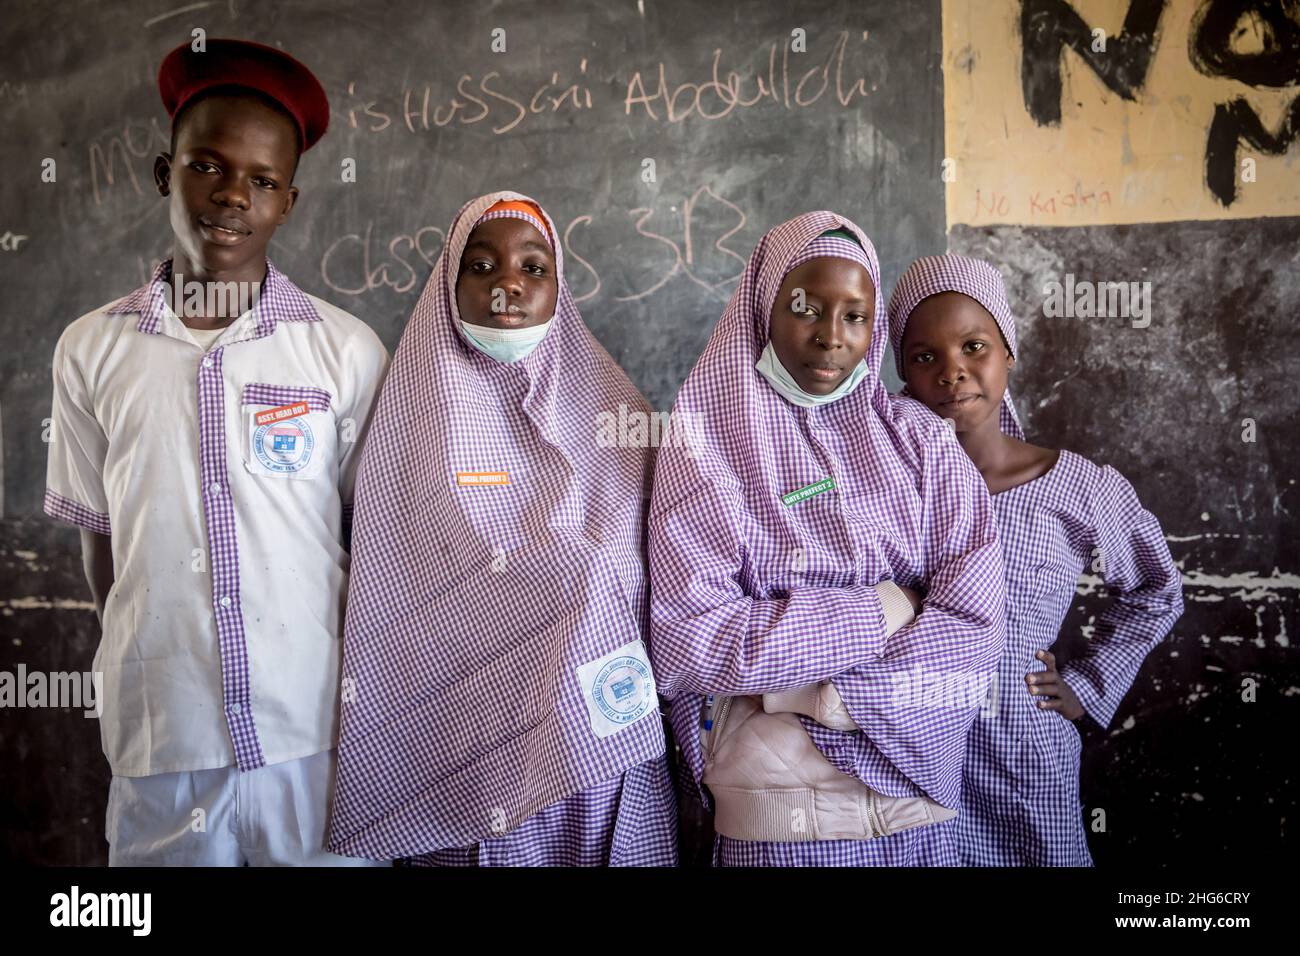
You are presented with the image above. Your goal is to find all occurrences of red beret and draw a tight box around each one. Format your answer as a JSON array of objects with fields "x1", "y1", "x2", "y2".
[{"x1": 158, "y1": 38, "x2": 329, "y2": 151}]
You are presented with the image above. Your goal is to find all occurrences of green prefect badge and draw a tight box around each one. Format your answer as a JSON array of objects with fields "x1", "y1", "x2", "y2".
[{"x1": 781, "y1": 477, "x2": 835, "y2": 506}]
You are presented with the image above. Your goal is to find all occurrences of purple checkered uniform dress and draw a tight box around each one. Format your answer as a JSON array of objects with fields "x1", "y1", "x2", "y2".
[
  {"x1": 887, "y1": 254, "x2": 1184, "y2": 866},
  {"x1": 327, "y1": 192, "x2": 675, "y2": 867},
  {"x1": 647, "y1": 213, "x2": 1008, "y2": 866}
]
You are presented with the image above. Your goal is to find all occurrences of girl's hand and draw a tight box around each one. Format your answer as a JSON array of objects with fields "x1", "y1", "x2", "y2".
[{"x1": 1025, "y1": 649, "x2": 1085, "y2": 721}]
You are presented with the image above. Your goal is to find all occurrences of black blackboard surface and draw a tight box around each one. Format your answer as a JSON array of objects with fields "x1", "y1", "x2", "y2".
[{"x1": 0, "y1": 0, "x2": 943, "y2": 518}]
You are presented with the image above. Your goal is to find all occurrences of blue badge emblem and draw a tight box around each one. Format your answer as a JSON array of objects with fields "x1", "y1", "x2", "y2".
[
  {"x1": 610, "y1": 675, "x2": 637, "y2": 701},
  {"x1": 591, "y1": 655, "x2": 653, "y2": 725},
  {"x1": 253, "y1": 417, "x2": 315, "y2": 474}
]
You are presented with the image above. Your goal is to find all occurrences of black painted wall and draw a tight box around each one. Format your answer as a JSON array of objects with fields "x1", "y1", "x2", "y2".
[{"x1": 951, "y1": 217, "x2": 1297, "y2": 866}]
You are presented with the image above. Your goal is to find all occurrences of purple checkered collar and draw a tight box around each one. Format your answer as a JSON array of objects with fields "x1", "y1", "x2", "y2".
[{"x1": 107, "y1": 257, "x2": 321, "y2": 339}]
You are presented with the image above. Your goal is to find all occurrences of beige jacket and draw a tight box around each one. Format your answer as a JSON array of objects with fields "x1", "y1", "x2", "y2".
[{"x1": 701, "y1": 581, "x2": 958, "y2": 842}]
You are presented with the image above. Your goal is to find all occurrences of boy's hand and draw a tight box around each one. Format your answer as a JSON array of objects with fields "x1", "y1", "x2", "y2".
[{"x1": 1025, "y1": 649, "x2": 1084, "y2": 721}]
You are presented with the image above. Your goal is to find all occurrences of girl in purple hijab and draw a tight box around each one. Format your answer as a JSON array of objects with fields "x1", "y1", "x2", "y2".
[
  {"x1": 648, "y1": 212, "x2": 1007, "y2": 866},
  {"x1": 327, "y1": 192, "x2": 676, "y2": 866},
  {"x1": 888, "y1": 253, "x2": 1183, "y2": 865}
]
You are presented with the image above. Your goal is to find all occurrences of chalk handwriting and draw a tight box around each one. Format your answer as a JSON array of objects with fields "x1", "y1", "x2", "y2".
[
  {"x1": 87, "y1": 118, "x2": 169, "y2": 206},
  {"x1": 317, "y1": 187, "x2": 750, "y2": 308},
  {"x1": 320, "y1": 222, "x2": 445, "y2": 296},
  {"x1": 624, "y1": 30, "x2": 871, "y2": 122}
]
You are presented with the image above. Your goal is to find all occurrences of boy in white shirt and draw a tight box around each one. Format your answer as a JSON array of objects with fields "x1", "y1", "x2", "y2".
[{"x1": 44, "y1": 38, "x2": 389, "y2": 866}]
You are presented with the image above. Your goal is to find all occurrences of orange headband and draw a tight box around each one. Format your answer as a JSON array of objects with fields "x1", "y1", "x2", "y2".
[{"x1": 476, "y1": 200, "x2": 555, "y2": 248}]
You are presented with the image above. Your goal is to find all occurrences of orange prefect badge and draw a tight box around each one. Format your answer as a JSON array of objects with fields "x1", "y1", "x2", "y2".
[
  {"x1": 254, "y1": 402, "x2": 311, "y2": 426},
  {"x1": 456, "y1": 471, "x2": 510, "y2": 487}
]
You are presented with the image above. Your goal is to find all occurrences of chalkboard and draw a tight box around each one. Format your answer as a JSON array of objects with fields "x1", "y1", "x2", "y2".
[
  {"x1": 0, "y1": 0, "x2": 944, "y2": 521},
  {"x1": 0, "y1": 0, "x2": 944, "y2": 864}
]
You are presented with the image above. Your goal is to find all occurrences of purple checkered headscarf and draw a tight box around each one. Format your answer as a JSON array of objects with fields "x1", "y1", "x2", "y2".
[
  {"x1": 887, "y1": 254, "x2": 1025, "y2": 439},
  {"x1": 328, "y1": 191, "x2": 665, "y2": 859},
  {"x1": 648, "y1": 211, "x2": 1006, "y2": 811}
]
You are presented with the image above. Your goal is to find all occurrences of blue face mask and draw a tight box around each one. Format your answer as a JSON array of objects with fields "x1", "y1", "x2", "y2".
[
  {"x1": 755, "y1": 341, "x2": 870, "y2": 408},
  {"x1": 459, "y1": 317, "x2": 554, "y2": 363}
]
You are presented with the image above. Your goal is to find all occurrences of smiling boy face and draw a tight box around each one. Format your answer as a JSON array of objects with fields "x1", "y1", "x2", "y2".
[
  {"x1": 456, "y1": 218, "x2": 558, "y2": 329},
  {"x1": 155, "y1": 92, "x2": 301, "y2": 282},
  {"x1": 768, "y1": 257, "x2": 876, "y2": 395}
]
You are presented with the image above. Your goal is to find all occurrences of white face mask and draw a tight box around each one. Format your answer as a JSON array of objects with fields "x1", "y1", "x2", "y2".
[
  {"x1": 459, "y1": 317, "x2": 554, "y2": 363},
  {"x1": 755, "y1": 341, "x2": 870, "y2": 408}
]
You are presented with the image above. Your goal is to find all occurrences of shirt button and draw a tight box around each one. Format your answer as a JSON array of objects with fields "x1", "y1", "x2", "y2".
[
  {"x1": 229, "y1": 702, "x2": 242, "y2": 715},
  {"x1": 209, "y1": 482, "x2": 221, "y2": 494},
  {"x1": 220, "y1": 595, "x2": 232, "y2": 608},
  {"x1": 201, "y1": 357, "x2": 213, "y2": 369}
]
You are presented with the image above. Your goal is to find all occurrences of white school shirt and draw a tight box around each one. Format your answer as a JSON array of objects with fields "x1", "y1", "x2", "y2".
[
  {"x1": 45, "y1": 259, "x2": 389, "y2": 777},
  {"x1": 186, "y1": 324, "x2": 226, "y2": 350}
]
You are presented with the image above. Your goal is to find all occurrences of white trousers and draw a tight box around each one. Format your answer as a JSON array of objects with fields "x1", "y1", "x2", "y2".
[{"x1": 106, "y1": 748, "x2": 388, "y2": 867}]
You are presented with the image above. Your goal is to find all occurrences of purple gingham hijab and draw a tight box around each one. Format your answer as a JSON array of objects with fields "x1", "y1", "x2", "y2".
[
  {"x1": 887, "y1": 254, "x2": 1026, "y2": 439},
  {"x1": 648, "y1": 211, "x2": 1006, "y2": 810},
  {"x1": 651, "y1": 212, "x2": 894, "y2": 521},
  {"x1": 328, "y1": 191, "x2": 665, "y2": 859}
]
